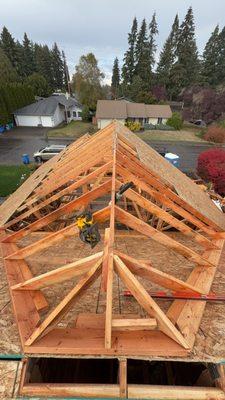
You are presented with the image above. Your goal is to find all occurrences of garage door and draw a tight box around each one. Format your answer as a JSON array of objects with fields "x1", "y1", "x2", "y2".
[{"x1": 16, "y1": 116, "x2": 41, "y2": 127}]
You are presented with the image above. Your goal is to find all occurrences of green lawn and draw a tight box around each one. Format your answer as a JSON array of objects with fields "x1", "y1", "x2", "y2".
[
  {"x1": 0, "y1": 165, "x2": 34, "y2": 197},
  {"x1": 47, "y1": 120, "x2": 207, "y2": 143},
  {"x1": 136, "y1": 129, "x2": 207, "y2": 142},
  {"x1": 48, "y1": 120, "x2": 98, "y2": 138}
]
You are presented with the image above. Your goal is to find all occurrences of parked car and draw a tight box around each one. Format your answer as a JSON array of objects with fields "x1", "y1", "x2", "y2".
[
  {"x1": 189, "y1": 119, "x2": 206, "y2": 127},
  {"x1": 33, "y1": 144, "x2": 67, "y2": 163}
]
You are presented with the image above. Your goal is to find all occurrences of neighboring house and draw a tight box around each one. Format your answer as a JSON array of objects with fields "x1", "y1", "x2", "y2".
[
  {"x1": 96, "y1": 100, "x2": 172, "y2": 129},
  {"x1": 14, "y1": 95, "x2": 83, "y2": 128}
]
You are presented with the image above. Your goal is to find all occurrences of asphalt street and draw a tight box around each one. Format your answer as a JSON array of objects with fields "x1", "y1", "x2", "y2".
[{"x1": 0, "y1": 127, "x2": 219, "y2": 172}]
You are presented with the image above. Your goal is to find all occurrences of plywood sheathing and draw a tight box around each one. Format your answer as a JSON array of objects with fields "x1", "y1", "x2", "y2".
[
  {"x1": 1, "y1": 233, "x2": 225, "y2": 362},
  {"x1": 120, "y1": 125, "x2": 225, "y2": 231},
  {"x1": 0, "y1": 361, "x2": 22, "y2": 398}
]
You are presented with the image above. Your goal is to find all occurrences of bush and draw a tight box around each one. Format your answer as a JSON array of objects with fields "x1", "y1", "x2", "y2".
[
  {"x1": 167, "y1": 112, "x2": 183, "y2": 130},
  {"x1": 81, "y1": 105, "x2": 90, "y2": 122},
  {"x1": 203, "y1": 125, "x2": 225, "y2": 143},
  {"x1": 125, "y1": 121, "x2": 141, "y2": 131},
  {"x1": 197, "y1": 149, "x2": 225, "y2": 196},
  {"x1": 144, "y1": 123, "x2": 175, "y2": 131}
]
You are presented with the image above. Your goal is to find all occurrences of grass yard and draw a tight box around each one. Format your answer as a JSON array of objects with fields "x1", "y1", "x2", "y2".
[
  {"x1": 0, "y1": 165, "x2": 34, "y2": 197},
  {"x1": 48, "y1": 120, "x2": 207, "y2": 143},
  {"x1": 136, "y1": 129, "x2": 207, "y2": 142},
  {"x1": 48, "y1": 120, "x2": 98, "y2": 138}
]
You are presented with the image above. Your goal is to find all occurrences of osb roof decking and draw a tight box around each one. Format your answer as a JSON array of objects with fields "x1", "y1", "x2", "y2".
[
  {"x1": 1, "y1": 233, "x2": 225, "y2": 362},
  {"x1": 0, "y1": 121, "x2": 225, "y2": 360}
]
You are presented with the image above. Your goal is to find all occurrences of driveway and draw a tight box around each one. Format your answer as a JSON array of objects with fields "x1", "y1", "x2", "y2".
[
  {"x1": 0, "y1": 127, "x2": 69, "y2": 165},
  {"x1": 148, "y1": 141, "x2": 217, "y2": 172},
  {"x1": 0, "y1": 127, "x2": 219, "y2": 172}
]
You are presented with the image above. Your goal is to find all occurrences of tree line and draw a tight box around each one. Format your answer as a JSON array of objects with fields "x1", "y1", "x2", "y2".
[
  {"x1": 111, "y1": 7, "x2": 225, "y2": 103},
  {"x1": 0, "y1": 26, "x2": 70, "y2": 96}
]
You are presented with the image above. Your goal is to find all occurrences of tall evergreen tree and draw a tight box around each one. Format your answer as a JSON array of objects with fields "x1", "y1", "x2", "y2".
[
  {"x1": 173, "y1": 7, "x2": 199, "y2": 90},
  {"x1": 0, "y1": 27, "x2": 19, "y2": 72},
  {"x1": 0, "y1": 48, "x2": 18, "y2": 85},
  {"x1": 215, "y1": 26, "x2": 225, "y2": 85},
  {"x1": 51, "y1": 42, "x2": 64, "y2": 90},
  {"x1": 22, "y1": 33, "x2": 35, "y2": 77},
  {"x1": 62, "y1": 50, "x2": 70, "y2": 92},
  {"x1": 122, "y1": 17, "x2": 138, "y2": 88},
  {"x1": 111, "y1": 57, "x2": 120, "y2": 99},
  {"x1": 201, "y1": 25, "x2": 220, "y2": 86},
  {"x1": 34, "y1": 44, "x2": 54, "y2": 90},
  {"x1": 134, "y1": 19, "x2": 151, "y2": 87},
  {"x1": 157, "y1": 14, "x2": 179, "y2": 88},
  {"x1": 148, "y1": 12, "x2": 158, "y2": 70}
]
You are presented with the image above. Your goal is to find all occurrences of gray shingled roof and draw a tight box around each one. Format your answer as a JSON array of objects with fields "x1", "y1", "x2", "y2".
[
  {"x1": 14, "y1": 95, "x2": 82, "y2": 116},
  {"x1": 96, "y1": 100, "x2": 172, "y2": 119}
]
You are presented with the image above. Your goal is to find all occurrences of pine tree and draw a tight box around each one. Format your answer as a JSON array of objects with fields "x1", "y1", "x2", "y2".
[
  {"x1": 111, "y1": 57, "x2": 120, "y2": 99},
  {"x1": 201, "y1": 25, "x2": 220, "y2": 86},
  {"x1": 122, "y1": 17, "x2": 138, "y2": 88},
  {"x1": 148, "y1": 12, "x2": 158, "y2": 70},
  {"x1": 173, "y1": 7, "x2": 199, "y2": 90},
  {"x1": 35, "y1": 44, "x2": 55, "y2": 90},
  {"x1": 0, "y1": 48, "x2": 18, "y2": 85},
  {"x1": 135, "y1": 19, "x2": 151, "y2": 87},
  {"x1": 215, "y1": 27, "x2": 225, "y2": 85},
  {"x1": 51, "y1": 42, "x2": 64, "y2": 90},
  {"x1": 62, "y1": 50, "x2": 70, "y2": 92},
  {"x1": 22, "y1": 33, "x2": 35, "y2": 77},
  {"x1": 157, "y1": 14, "x2": 179, "y2": 88},
  {"x1": 0, "y1": 27, "x2": 19, "y2": 72}
]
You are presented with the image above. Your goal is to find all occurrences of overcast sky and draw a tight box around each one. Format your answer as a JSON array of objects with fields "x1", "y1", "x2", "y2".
[{"x1": 0, "y1": 0, "x2": 224, "y2": 83}]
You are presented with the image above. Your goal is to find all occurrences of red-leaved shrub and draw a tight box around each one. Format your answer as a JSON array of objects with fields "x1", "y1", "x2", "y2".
[
  {"x1": 203, "y1": 126, "x2": 225, "y2": 143},
  {"x1": 197, "y1": 149, "x2": 225, "y2": 195}
]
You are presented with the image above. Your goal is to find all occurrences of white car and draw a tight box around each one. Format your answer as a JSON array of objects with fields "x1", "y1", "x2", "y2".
[{"x1": 33, "y1": 144, "x2": 67, "y2": 163}]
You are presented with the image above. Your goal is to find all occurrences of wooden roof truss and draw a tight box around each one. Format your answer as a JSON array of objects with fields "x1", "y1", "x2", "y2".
[{"x1": 1, "y1": 122, "x2": 225, "y2": 357}]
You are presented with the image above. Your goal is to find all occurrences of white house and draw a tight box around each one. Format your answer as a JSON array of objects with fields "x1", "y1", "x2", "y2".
[
  {"x1": 96, "y1": 100, "x2": 172, "y2": 129},
  {"x1": 14, "y1": 95, "x2": 83, "y2": 128}
]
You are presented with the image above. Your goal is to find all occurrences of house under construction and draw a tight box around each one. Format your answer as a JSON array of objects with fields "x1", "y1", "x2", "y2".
[{"x1": 1, "y1": 121, "x2": 225, "y2": 399}]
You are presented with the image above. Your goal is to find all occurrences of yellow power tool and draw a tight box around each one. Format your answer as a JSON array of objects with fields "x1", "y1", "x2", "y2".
[{"x1": 75, "y1": 210, "x2": 101, "y2": 248}]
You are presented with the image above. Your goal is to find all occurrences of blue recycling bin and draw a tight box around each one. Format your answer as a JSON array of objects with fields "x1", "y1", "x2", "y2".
[
  {"x1": 0, "y1": 125, "x2": 5, "y2": 133},
  {"x1": 22, "y1": 154, "x2": 30, "y2": 164},
  {"x1": 165, "y1": 153, "x2": 180, "y2": 168}
]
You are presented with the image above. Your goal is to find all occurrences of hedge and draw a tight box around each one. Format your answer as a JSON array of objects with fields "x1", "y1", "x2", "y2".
[{"x1": 0, "y1": 83, "x2": 34, "y2": 125}]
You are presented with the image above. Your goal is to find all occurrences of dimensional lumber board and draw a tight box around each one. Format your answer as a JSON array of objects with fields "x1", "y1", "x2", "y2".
[
  {"x1": 118, "y1": 124, "x2": 225, "y2": 231},
  {"x1": 1, "y1": 234, "x2": 225, "y2": 362},
  {"x1": 0, "y1": 121, "x2": 225, "y2": 362}
]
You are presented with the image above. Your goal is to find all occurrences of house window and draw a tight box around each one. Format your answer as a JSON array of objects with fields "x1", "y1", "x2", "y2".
[
  {"x1": 78, "y1": 111, "x2": 82, "y2": 117},
  {"x1": 73, "y1": 111, "x2": 77, "y2": 118},
  {"x1": 157, "y1": 117, "x2": 163, "y2": 124},
  {"x1": 67, "y1": 110, "x2": 71, "y2": 118}
]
